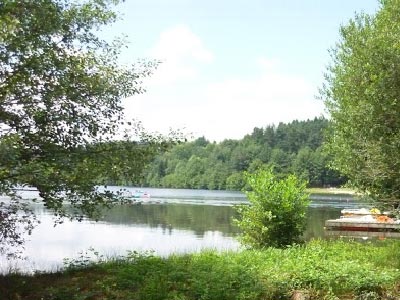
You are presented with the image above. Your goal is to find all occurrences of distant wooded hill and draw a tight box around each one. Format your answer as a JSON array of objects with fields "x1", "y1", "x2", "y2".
[{"x1": 113, "y1": 117, "x2": 346, "y2": 190}]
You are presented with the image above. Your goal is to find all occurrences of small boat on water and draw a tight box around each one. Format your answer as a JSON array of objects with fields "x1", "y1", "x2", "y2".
[
  {"x1": 131, "y1": 190, "x2": 151, "y2": 199},
  {"x1": 121, "y1": 190, "x2": 151, "y2": 204}
]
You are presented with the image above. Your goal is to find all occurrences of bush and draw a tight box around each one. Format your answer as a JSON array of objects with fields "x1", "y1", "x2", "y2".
[{"x1": 234, "y1": 169, "x2": 310, "y2": 248}]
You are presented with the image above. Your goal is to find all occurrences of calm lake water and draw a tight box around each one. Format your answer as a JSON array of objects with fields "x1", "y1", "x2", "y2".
[{"x1": 1, "y1": 187, "x2": 360, "y2": 273}]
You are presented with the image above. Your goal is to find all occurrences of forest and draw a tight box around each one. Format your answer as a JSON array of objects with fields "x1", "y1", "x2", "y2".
[{"x1": 110, "y1": 117, "x2": 346, "y2": 190}]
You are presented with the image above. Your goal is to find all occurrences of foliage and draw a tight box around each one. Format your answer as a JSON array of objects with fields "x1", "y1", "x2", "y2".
[
  {"x1": 0, "y1": 0, "x2": 178, "y2": 256},
  {"x1": 141, "y1": 118, "x2": 346, "y2": 191},
  {"x1": 234, "y1": 169, "x2": 310, "y2": 248},
  {"x1": 1, "y1": 240, "x2": 400, "y2": 299},
  {"x1": 322, "y1": 0, "x2": 400, "y2": 209}
]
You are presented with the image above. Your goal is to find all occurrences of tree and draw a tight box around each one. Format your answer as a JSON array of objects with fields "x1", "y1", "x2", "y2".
[
  {"x1": 292, "y1": 147, "x2": 313, "y2": 183},
  {"x1": 269, "y1": 148, "x2": 293, "y2": 179},
  {"x1": 0, "y1": 0, "x2": 175, "y2": 256},
  {"x1": 233, "y1": 169, "x2": 309, "y2": 248},
  {"x1": 322, "y1": 0, "x2": 400, "y2": 209},
  {"x1": 226, "y1": 172, "x2": 245, "y2": 191},
  {"x1": 142, "y1": 118, "x2": 342, "y2": 190}
]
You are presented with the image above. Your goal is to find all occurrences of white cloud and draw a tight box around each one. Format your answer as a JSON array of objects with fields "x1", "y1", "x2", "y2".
[
  {"x1": 123, "y1": 29, "x2": 324, "y2": 142},
  {"x1": 150, "y1": 24, "x2": 213, "y2": 63},
  {"x1": 123, "y1": 24, "x2": 214, "y2": 137},
  {"x1": 167, "y1": 56, "x2": 323, "y2": 141},
  {"x1": 147, "y1": 24, "x2": 213, "y2": 85},
  {"x1": 256, "y1": 56, "x2": 279, "y2": 71},
  {"x1": 185, "y1": 60, "x2": 323, "y2": 141}
]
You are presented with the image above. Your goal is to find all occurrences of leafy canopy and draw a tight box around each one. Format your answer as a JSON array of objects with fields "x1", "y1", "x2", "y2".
[
  {"x1": 322, "y1": 0, "x2": 400, "y2": 209},
  {"x1": 142, "y1": 118, "x2": 344, "y2": 191},
  {"x1": 0, "y1": 0, "x2": 176, "y2": 256}
]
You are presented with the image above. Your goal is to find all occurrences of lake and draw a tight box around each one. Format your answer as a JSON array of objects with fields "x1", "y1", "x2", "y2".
[{"x1": 1, "y1": 187, "x2": 359, "y2": 273}]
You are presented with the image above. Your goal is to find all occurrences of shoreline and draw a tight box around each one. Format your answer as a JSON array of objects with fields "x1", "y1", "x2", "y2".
[
  {"x1": 307, "y1": 187, "x2": 357, "y2": 196},
  {"x1": 1, "y1": 240, "x2": 399, "y2": 299}
]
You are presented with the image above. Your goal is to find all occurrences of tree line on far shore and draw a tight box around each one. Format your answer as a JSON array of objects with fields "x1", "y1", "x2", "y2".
[{"x1": 108, "y1": 117, "x2": 346, "y2": 190}]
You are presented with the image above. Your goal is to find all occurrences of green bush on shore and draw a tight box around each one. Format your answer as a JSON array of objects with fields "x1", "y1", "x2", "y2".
[
  {"x1": 1, "y1": 239, "x2": 400, "y2": 300},
  {"x1": 234, "y1": 169, "x2": 310, "y2": 249}
]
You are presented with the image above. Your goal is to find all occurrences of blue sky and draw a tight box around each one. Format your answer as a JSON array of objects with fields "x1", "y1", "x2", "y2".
[{"x1": 104, "y1": 0, "x2": 379, "y2": 142}]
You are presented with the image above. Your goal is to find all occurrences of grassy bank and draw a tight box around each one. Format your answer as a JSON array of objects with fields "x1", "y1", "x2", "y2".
[{"x1": 2, "y1": 239, "x2": 400, "y2": 300}]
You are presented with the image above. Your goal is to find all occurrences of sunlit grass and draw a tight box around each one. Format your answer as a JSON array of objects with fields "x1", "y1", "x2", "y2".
[{"x1": 1, "y1": 239, "x2": 400, "y2": 299}]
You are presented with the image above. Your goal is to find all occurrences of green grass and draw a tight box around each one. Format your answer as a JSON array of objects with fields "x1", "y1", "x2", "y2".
[{"x1": 2, "y1": 239, "x2": 400, "y2": 300}]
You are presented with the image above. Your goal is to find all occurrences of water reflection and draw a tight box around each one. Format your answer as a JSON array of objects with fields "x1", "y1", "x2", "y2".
[
  {"x1": 100, "y1": 204, "x2": 240, "y2": 238},
  {"x1": 1, "y1": 189, "x2": 363, "y2": 273},
  {"x1": 305, "y1": 207, "x2": 341, "y2": 239},
  {"x1": 100, "y1": 203, "x2": 347, "y2": 241}
]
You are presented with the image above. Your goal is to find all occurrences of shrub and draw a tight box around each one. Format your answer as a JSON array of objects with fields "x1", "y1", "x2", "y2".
[{"x1": 234, "y1": 169, "x2": 310, "y2": 248}]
